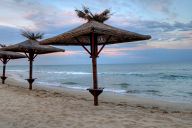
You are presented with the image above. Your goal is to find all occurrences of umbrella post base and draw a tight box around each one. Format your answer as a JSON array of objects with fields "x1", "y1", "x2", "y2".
[
  {"x1": 1, "y1": 76, "x2": 7, "y2": 84},
  {"x1": 25, "y1": 78, "x2": 36, "y2": 90},
  {"x1": 87, "y1": 88, "x2": 104, "y2": 106}
]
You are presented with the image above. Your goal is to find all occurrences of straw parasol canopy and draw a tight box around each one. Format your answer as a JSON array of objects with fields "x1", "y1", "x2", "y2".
[
  {"x1": 0, "y1": 31, "x2": 65, "y2": 90},
  {"x1": 40, "y1": 20, "x2": 151, "y2": 46},
  {"x1": 0, "y1": 50, "x2": 26, "y2": 59},
  {"x1": 0, "y1": 50, "x2": 26, "y2": 84},
  {"x1": 40, "y1": 7, "x2": 151, "y2": 105},
  {"x1": 1, "y1": 39, "x2": 65, "y2": 54}
]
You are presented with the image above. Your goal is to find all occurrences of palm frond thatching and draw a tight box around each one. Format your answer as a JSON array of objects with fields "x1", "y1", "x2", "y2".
[
  {"x1": 0, "y1": 40, "x2": 64, "y2": 54},
  {"x1": 0, "y1": 51, "x2": 26, "y2": 59},
  {"x1": 21, "y1": 31, "x2": 44, "y2": 40},
  {"x1": 75, "y1": 6, "x2": 111, "y2": 23}
]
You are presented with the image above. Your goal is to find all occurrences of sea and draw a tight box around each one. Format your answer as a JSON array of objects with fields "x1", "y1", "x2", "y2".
[{"x1": 3, "y1": 63, "x2": 192, "y2": 103}]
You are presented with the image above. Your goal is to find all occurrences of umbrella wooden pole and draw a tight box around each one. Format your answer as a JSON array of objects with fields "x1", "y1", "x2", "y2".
[
  {"x1": 87, "y1": 32, "x2": 103, "y2": 106},
  {"x1": 78, "y1": 35, "x2": 111, "y2": 106},
  {"x1": 1, "y1": 58, "x2": 8, "y2": 84},
  {"x1": 92, "y1": 32, "x2": 98, "y2": 106},
  {"x1": 26, "y1": 52, "x2": 36, "y2": 90},
  {"x1": 2, "y1": 60, "x2": 6, "y2": 84},
  {"x1": 29, "y1": 58, "x2": 33, "y2": 90},
  {"x1": 92, "y1": 56, "x2": 100, "y2": 105}
]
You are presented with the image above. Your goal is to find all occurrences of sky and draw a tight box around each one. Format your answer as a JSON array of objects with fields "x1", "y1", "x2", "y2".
[{"x1": 0, "y1": 0, "x2": 192, "y2": 65}]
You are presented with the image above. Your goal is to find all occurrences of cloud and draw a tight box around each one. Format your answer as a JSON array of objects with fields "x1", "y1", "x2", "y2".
[
  {"x1": 95, "y1": 0, "x2": 177, "y2": 18},
  {"x1": 147, "y1": 30, "x2": 192, "y2": 49},
  {"x1": 148, "y1": 40, "x2": 192, "y2": 49},
  {"x1": 110, "y1": 17, "x2": 192, "y2": 33},
  {"x1": 23, "y1": 8, "x2": 82, "y2": 32},
  {"x1": 135, "y1": 0, "x2": 174, "y2": 13},
  {"x1": 1, "y1": 0, "x2": 192, "y2": 54},
  {"x1": 0, "y1": 0, "x2": 83, "y2": 32},
  {"x1": 45, "y1": 50, "x2": 84, "y2": 56},
  {"x1": 0, "y1": 0, "x2": 182, "y2": 33},
  {"x1": 0, "y1": 25, "x2": 23, "y2": 44},
  {"x1": 107, "y1": 16, "x2": 192, "y2": 49}
]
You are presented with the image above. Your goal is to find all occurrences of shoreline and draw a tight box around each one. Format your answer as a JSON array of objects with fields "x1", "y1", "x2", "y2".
[
  {"x1": 6, "y1": 77, "x2": 192, "y2": 113},
  {"x1": 6, "y1": 63, "x2": 192, "y2": 105}
]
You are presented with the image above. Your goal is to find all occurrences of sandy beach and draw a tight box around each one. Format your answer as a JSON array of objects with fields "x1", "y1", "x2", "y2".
[{"x1": 0, "y1": 78, "x2": 191, "y2": 128}]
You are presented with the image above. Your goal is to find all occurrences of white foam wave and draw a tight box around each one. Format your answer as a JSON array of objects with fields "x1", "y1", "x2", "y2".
[
  {"x1": 35, "y1": 71, "x2": 91, "y2": 75},
  {"x1": 104, "y1": 88, "x2": 127, "y2": 93},
  {"x1": 7, "y1": 70, "x2": 27, "y2": 72}
]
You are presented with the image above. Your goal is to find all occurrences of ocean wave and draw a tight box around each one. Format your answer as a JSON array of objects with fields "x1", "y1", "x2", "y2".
[
  {"x1": 126, "y1": 90, "x2": 141, "y2": 94},
  {"x1": 104, "y1": 88, "x2": 127, "y2": 93},
  {"x1": 65, "y1": 72, "x2": 91, "y2": 75},
  {"x1": 8, "y1": 69, "x2": 192, "y2": 81},
  {"x1": 145, "y1": 90, "x2": 160, "y2": 93},
  {"x1": 64, "y1": 86, "x2": 88, "y2": 90},
  {"x1": 187, "y1": 92, "x2": 192, "y2": 96},
  {"x1": 126, "y1": 89, "x2": 160, "y2": 94},
  {"x1": 101, "y1": 72, "x2": 192, "y2": 80},
  {"x1": 36, "y1": 81, "x2": 62, "y2": 87},
  {"x1": 160, "y1": 74, "x2": 192, "y2": 80},
  {"x1": 35, "y1": 71, "x2": 91, "y2": 75},
  {"x1": 7, "y1": 69, "x2": 27, "y2": 72},
  {"x1": 99, "y1": 72, "x2": 164, "y2": 77},
  {"x1": 113, "y1": 83, "x2": 130, "y2": 86},
  {"x1": 34, "y1": 71, "x2": 149, "y2": 76},
  {"x1": 113, "y1": 83, "x2": 130, "y2": 89},
  {"x1": 62, "y1": 82, "x2": 78, "y2": 85},
  {"x1": 99, "y1": 72, "x2": 146, "y2": 75}
]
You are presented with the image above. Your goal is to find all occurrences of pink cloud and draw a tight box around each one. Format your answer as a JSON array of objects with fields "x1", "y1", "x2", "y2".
[
  {"x1": 43, "y1": 50, "x2": 84, "y2": 56},
  {"x1": 147, "y1": 30, "x2": 192, "y2": 49},
  {"x1": 100, "y1": 45, "x2": 151, "y2": 56},
  {"x1": 42, "y1": 44, "x2": 152, "y2": 57}
]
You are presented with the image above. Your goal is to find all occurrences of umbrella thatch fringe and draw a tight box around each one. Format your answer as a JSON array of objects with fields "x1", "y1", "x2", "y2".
[
  {"x1": 40, "y1": 20, "x2": 151, "y2": 46},
  {"x1": 0, "y1": 40, "x2": 64, "y2": 54},
  {"x1": 0, "y1": 51, "x2": 26, "y2": 59}
]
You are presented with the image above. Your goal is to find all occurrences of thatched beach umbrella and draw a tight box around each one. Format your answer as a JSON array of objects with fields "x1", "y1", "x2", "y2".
[
  {"x1": 0, "y1": 50, "x2": 26, "y2": 84},
  {"x1": 1, "y1": 32, "x2": 65, "y2": 90},
  {"x1": 40, "y1": 7, "x2": 151, "y2": 105}
]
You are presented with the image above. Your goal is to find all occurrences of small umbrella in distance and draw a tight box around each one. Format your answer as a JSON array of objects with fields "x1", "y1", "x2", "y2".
[
  {"x1": 0, "y1": 31, "x2": 65, "y2": 90},
  {"x1": 0, "y1": 47, "x2": 26, "y2": 84}
]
